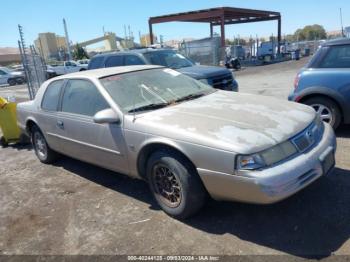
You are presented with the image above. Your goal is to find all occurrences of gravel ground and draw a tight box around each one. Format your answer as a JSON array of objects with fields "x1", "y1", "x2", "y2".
[{"x1": 0, "y1": 59, "x2": 349, "y2": 258}]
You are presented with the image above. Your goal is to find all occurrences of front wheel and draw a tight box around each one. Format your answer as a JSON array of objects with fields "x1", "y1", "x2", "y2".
[
  {"x1": 147, "y1": 150, "x2": 207, "y2": 219},
  {"x1": 304, "y1": 97, "x2": 341, "y2": 129},
  {"x1": 234, "y1": 62, "x2": 241, "y2": 70},
  {"x1": 31, "y1": 126, "x2": 58, "y2": 163}
]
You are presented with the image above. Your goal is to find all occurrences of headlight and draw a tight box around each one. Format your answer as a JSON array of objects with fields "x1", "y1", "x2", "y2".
[
  {"x1": 237, "y1": 154, "x2": 266, "y2": 170},
  {"x1": 236, "y1": 141, "x2": 298, "y2": 171}
]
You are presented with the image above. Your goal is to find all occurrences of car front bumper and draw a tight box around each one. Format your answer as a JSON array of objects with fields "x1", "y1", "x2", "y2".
[{"x1": 197, "y1": 123, "x2": 336, "y2": 204}]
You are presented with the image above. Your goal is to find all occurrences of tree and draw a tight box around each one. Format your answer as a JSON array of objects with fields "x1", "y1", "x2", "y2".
[
  {"x1": 293, "y1": 24, "x2": 327, "y2": 41},
  {"x1": 284, "y1": 34, "x2": 296, "y2": 42},
  {"x1": 72, "y1": 43, "x2": 89, "y2": 60},
  {"x1": 225, "y1": 38, "x2": 247, "y2": 46}
]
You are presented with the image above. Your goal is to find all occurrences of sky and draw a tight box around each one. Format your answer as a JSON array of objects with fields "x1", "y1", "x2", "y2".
[{"x1": 1, "y1": 0, "x2": 350, "y2": 48}]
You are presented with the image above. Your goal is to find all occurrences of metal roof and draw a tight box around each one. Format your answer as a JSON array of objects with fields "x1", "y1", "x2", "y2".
[{"x1": 149, "y1": 7, "x2": 281, "y2": 26}]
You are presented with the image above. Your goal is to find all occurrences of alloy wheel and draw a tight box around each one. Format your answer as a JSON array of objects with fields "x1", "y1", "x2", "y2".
[
  {"x1": 34, "y1": 132, "x2": 47, "y2": 159},
  {"x1": 152, "y1": 164, "x2": 182, "y2": 208},
  {"x1": 310, "y1": 103, "x2": 333, "y2": 124}
]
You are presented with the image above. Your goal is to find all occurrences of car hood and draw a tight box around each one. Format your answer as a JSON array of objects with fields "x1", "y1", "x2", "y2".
[
  {"x1": 177, "y1": 65, "x2": 232, "y2": 80},
  {"x1": 10, "y1": 71, "x2": 23, "y2": 76},
  {"x1": 131, "y1": 91, "x2": 316, "y2": 154}
]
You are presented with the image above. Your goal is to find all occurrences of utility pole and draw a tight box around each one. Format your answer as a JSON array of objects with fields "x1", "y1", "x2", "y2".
[
  {"x1": 63, "y1": 19, "x2": 72, "y2": 61},
  {"x1": 340, "y1": 8, "x2": 345, "y2": 37}
]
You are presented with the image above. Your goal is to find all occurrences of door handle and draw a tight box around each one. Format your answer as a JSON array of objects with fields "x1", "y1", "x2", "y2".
[{"x1": 57, "y1": 120, "x2": 64, "y2": 129}]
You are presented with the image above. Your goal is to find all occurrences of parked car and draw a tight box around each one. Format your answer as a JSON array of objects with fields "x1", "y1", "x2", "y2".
[
  {"x1": 77, "y1": 59, "x2": 90, "y2": 66},
  {"x1": 17, "y1": 66, "x2": 336, "y2": 219},
  {"x1": 257, "y1": 41, "x2": 277, "y2": 60},
  {"x1": 88, "y1": 49, "x2": 238, "y2": 91},
  {"x1": 289, "y1": 38, "x2": 350, "y2": 129},
  {"x1": 48, "y1": 61, "x2": 87, "y2": 77},
  {"x1": 0, "y1": 67, "x2": 26, "y2": 86}
]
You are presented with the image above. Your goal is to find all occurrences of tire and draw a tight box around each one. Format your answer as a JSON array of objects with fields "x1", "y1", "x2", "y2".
[
  {"x1": 147, "y1": 150, "x2": 207, "y2": 219},
  {"x1": 235, "y1": 62, "x2": 241, "y2": 70},
  {"x1": 303, "y1": 97, "x2": 341, "y2": 129},
  {"x1": 31, "y1": 126, "x2": 58, "y2": 163},
  {"x1": 15, "y1": 77, "x2": 24, "y2": 85},
  {"x1": 7, "y1": 78, "x2": 16, "y2": 86},
  {"x1": 0, "y1": 136, "x2": 8, "y2": 148}
]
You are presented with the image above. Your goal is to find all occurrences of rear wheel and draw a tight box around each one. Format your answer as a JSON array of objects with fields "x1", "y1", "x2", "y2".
[
  {"x1": 7, "y1": 78, "x2": 16, "y2": 86},
  {"x1": 31, "y1": 126, "x2": 58, "y2": 163},
  {"x1": 15, "y1": 77, "x2": 24, "y2": 85},
  {"x1": 304, "y1": 97, "x2": 341, "y2": 129},
  {"x1": 0, "y1": 136, "x2": 8, "y2": 148},
  {"x1": 147, "y1": 150, "x2": 207, "y2": 219}
]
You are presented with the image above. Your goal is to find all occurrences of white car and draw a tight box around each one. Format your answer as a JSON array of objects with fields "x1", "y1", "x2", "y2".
[
  {"x1": 0, "y1": 67, "x2": 25, "y2": 86},
  {"x1": 49, "y1": 61, "x2": 87, "y2": 76}
]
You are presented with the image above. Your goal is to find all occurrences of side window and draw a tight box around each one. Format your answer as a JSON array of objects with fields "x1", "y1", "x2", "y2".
[
  {"x1": 144, "y1": 53, "x2": 162, "y2": 65},
  {"x1": 124, "y1": 55, "x2": 145, "y2": 65},
  {"x1": 320, "y1": 45, "x2": 350, "y2": 68},
  {"x1": 88, "y1": 57, "x2": 104, "y2": 69},
  {"x1": 105, "y1": 56, "x2": 123, "y2": 68},
  {"x1": 61, "y1": 80, "x2": 109, "y2": 117},
  {"x1": 0, "y1": 70, "x2": 7, "y2": 76},
  {"x1": 41, "y1": 80, "x2": 64, "y2": 111}
]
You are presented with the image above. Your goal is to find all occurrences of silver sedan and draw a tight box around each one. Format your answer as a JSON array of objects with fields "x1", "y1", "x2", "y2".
[{"x1": 17, "y1": 65, "x2": 337, "y2": 219}]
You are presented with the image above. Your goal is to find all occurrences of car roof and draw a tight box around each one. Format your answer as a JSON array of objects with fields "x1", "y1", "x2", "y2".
[
  {"x1": 53, "y1": 65, "x2": 163, "y2": 80},
  {"x1": 322, "y1": 38, "x2": 350, "y2": 47},
  {"x1": 92, "y1": 48, "x2": 176, "y2": 58}
]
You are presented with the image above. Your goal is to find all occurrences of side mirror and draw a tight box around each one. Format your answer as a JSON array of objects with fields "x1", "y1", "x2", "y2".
[{"x1": 93, "y1": 108, "x2": 120, "y2": 124}]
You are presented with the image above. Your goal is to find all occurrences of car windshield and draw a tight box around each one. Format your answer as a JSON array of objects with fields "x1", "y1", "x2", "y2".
[
  {"x1": 0, "y1": 67, "x2": 12, "y2": 73},
  {"x1": 143, "y1": 51, "x2": 193, "y2": 69},
  {"x1": 100, "y1": 68, "x2": 214, "y2": 113}
]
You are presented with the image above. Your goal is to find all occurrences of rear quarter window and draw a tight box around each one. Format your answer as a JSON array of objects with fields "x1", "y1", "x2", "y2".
[
  {"x1": 105, "y1": 56, "x2": 124, "y2": 68},
  {"x1": 319, "y1": 45, "x2": 350, "y2": 68},
  {"x1": 88, "y1": 56, "x2": 104, "y2": 70},
  {"x1": 41, "y1": 80, "x2": 64, "y2": 111},
  {"x1": 124, "y1": 55, "x2": 145, "y2": 65}
]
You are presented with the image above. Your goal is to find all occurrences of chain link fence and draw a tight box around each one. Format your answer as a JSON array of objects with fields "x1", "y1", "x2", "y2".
[
  {"x1": 179, "y1": 37, "x2": 224, "y2": 66},
  {"x1": 18, "y1": 29, "x2": 47, "y2": 100}
]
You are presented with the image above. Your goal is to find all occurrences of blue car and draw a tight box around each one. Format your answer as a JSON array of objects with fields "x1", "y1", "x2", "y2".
[
  {"x1": 88, "y1": 48, "x2": 238, "y2": 92},
  {"x1": 289, "y1": 38, "x2": 350, "y2": 129}
]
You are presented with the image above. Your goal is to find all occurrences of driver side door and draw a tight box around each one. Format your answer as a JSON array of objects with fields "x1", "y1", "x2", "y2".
[{"x1": 55, "y1": 79, "x2": 129, "y2": 174}]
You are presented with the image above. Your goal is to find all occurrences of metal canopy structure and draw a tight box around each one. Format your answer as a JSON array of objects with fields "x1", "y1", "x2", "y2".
[{"x1": 149, "y1": 7, "x2": 282, "y2": 53}]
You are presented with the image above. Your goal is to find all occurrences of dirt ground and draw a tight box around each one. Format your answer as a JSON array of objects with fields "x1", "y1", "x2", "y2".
[{"x1": 0, "y1": 58, "x2": 349, "y2": 258}]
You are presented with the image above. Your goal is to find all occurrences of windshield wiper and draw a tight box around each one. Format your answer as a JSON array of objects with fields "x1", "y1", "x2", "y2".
[
  {"x1": 175, "y1": 93, "x2": 206, "y2": 103},
  {"x1": 128, "y1": 102, "x2": 169, "y2": 113}
]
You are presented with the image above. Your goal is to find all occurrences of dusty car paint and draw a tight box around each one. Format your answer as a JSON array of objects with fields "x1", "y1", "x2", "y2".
[
  {"x1": 17, "y1": 65, "x2": 336, "y2": 205},
  {"x1": 132, "y1": 92, "x2": 316, "y2": 154}
]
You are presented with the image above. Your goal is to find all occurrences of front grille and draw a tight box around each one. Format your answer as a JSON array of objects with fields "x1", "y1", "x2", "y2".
[{"x1": 210, "y1": 73, "x2": 233, "y2": 90}]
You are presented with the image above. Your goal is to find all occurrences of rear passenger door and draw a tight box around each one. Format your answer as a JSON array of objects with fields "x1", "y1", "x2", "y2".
[{"x1": 56, "y1": 79, "x2": 129, "y2": 173}]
